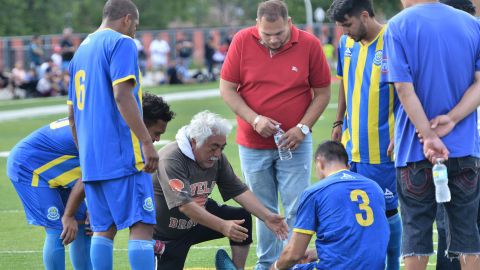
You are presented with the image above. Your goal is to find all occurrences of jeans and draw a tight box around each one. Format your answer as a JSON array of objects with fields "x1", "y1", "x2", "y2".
[{"x1": 238, "y1": 134, "x2": 312, "y2": 270}]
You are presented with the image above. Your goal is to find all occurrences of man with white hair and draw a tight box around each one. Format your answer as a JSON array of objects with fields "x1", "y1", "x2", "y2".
[{"x1": 152, "y1": 110, "x2": 289, "y2": 270}]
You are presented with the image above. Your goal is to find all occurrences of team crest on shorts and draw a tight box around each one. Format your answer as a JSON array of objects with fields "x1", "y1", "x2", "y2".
[
  {"x1": 47, "y1": 207, "x2": 60, "y2": 221},
  {"x1": 143, "y1": 197, "x2": 154, "y2": 212}
]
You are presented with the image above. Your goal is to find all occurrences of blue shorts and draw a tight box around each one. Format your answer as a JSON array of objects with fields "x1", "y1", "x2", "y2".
[
  {"x1": 11, "y1": 180, "x2": 87, "y2": 230},
  {"x1": 350, "y1": 162, "x2": 398, "y2": 211},
  {"x1": 84, "y1": 172, "x2": 156, "y2": 232}
]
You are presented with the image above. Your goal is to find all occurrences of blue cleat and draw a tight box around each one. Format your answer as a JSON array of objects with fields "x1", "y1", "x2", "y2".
[{"x1": 215, "y1": 249, "x2": 237, "y2": 270}]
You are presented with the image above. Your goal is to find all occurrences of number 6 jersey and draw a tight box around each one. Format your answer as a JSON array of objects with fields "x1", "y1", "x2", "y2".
[
  {"x1": 293, "y1": 169, "x2": 389, "y2": 270},
  {"x1": 67, "y1": 28, "x2": 144, "y2": 181}
]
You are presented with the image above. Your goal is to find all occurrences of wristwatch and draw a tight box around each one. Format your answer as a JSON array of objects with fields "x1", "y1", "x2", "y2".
[{"x1": 296, "y1": 123, "x2": 310, "y2": 135}]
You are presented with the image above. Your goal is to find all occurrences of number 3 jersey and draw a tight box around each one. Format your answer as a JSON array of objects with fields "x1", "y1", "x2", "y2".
[
  {"x1": 68, "y1": 28, "x2": 143, "y2": 181},
  {"x1": 293, "y1": 169, "x2": 389, "y2": 270},
  {"x1": 7, "y1": 118, "x2": 80, "y2": 188}
]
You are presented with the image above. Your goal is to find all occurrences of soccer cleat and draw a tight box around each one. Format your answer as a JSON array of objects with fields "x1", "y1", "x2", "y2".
[{"x1": 215, "y1": 249, "x2": 237, "y2": 270}]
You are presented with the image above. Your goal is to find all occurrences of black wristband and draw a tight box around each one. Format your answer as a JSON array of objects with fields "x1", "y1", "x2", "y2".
[{"x1": 332, "y1": 121, "x2": 343, "y2": 129}]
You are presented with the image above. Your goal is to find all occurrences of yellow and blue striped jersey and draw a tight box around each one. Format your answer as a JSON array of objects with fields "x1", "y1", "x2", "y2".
[
  {"x1": 6, "y1": 118, "x2": 80, "y2": 188},
  {"x1": 68, "y1": 28, "x2": 144, "y2": 181},
  {"x1": 337, "y1": 26, "x2": 397, "y2": 164}
]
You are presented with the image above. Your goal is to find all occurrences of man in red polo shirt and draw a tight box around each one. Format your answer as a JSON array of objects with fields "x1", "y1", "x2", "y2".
[{"x1": 219, "y1": 1, "x2": 331, "y2": 269}]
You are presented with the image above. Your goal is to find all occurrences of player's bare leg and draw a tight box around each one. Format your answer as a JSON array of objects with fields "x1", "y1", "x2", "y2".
[
  {"x1": 231, "y1": 244, "x2": 249, "y2": 269},
  {"x1": 404, "y1": 256, "x2": 428, "y2": 270},
  {"x1": 128, "y1": 222, "x2": 154, "y2": 270}
]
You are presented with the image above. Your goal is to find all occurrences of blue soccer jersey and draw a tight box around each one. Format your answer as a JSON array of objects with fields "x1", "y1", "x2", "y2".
[
  {"x1": 68, "y1": 28, "x2": 144, "y2": 181},
  {"x1": 382, "y1": 3, "x2": 480, "y2": 167},
  {"x1": 293, "y1": 170, "x2": 389, "y2": 270},
  {"x1": 337, "y1": 26, "x2": 398, "y2": 164},
  {"x1": 7, "y1": 118, "x2": 80, "y2": 188}
]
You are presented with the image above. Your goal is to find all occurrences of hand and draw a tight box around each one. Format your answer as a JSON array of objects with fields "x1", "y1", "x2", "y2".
[
  {"x1": 221, "y1": 219, "x2": 249, "y2": 243},
  {"x1": 254, "y1": 116, "x2": 280, "y2": 138},
  {"x1": 299, "y1": 249, "x2": 318, "y2": 264},
  {"x1": 423, "y1": 136, "x2": 449, "y2": 164},
  {"x1": 430, "y1": 114, "x2": 456, "y2": 138},
  {"x1": 142, "y1": 142, "x2": 159, "y2": 173},
  {"x1": 61, "y1": 214, "x2": 78, "y2": 245},
  {"x1": 387, "y1": 139, "x2": 394, "y2": 158},
  {"x1": 280, "y1": 127, "x2": 305, "y2": 151},
  {"x1": 331, "y1": 126, "x2": 342, "y2": 142},
  {"x1": 264, "y1": 213, "x2": 289, "y2": 240}
]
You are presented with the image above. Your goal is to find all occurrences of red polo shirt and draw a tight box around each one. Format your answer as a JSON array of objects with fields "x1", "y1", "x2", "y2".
[{"x1": 221, "y1": 25, "x2": 331, "y2": 149}]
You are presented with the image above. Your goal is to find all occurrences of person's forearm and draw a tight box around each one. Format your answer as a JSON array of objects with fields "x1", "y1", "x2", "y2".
[
  {"x1": 335, "y1": 81, "x2": 346, "y2": 122},
  {"x1": 178, "y1": 202, "x2": 226, "y2": 233},
  {"x1": 113, "y1": 84, "x2": 151, "y2": 144},
  {"x1": 299, "y1": 86, "x2": 331, "y2": 128},
  {"x1": 64, "y1": 180, "x2": 85, "y2": 218},
  {"x1": 68, "y1": 104, "x2": 79, "y2": 148},
  {"x1": 234, "y1": 190, "x2": 270, "y2": 222},
  {"x1": 274, "y1": 243, "x2": 303, "y2": 269},
  {"x1": 219, "y1": 79, "x2": 258, "y2": 126},
  {"x1": 395, "y1": 82, "x2": 437, "y2": 139},
  {"x1": 447, "y1": 72, "x2": 480, "y2": 124}
]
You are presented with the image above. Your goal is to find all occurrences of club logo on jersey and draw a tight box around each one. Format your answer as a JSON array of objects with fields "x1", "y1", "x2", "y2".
[
  {"x1": 384, "y1": 188, "x2": 394, "y2": 199},
  {"x1": 143, "y1": 197, "x2": 154, "y2": 212},
  {"x1": 47, "y1": 207, "x2": 60, "y2": 221},
  {"x1": 344, "y1": 47, "x2": 352, "y2": 58},
  {"x1": 169, "y1": 179, "x2": 185, "y2": 193},
  {"x1": 373, "y1": 50, "x2": 383, "y2": 66}
]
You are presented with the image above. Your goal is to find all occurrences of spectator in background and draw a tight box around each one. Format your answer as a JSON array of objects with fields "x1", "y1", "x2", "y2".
[
  {"x1": 36, "y1": 69, "x2": 60, "y2": 97},
  {"x1": 166, "y1": 59, "x2": 183, "y2": 85},
  {"x1": 51, "y1": 45, "x2": 63, "y2": 68},
  {"x1": 204, "y1": 35, "x2": 217, "y2": 81},
  {"x1": 176, "y1": 36, "x2": 193, "y2": 80},
  {"x1": 60, "y1": 27, "x2": 75, "y2": 73},
  {"x1": 149, "y1": 34, "x2": 170, "y2": 84},
  {"x1": 29, "y1": 35, "x2": 44, "y2": 78},
  {"x1": 134, "y1": 38, "x2": 147, "y2": 75}
]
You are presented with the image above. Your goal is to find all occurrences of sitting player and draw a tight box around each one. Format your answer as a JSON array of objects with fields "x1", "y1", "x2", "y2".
[{"x1": 271, "y1": 141, "x2": 389, "y2": 270}]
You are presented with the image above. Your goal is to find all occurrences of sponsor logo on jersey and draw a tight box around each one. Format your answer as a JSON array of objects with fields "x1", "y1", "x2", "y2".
[
  {"x1": 47, "y1": 206, "x2": 60, "y2": 221},
  {"x1": 143, "y1": 197, "x2": 154, "y2": 212},
  {"x1": 384, "y1": 188, "x2": 394, "y2": 199}
]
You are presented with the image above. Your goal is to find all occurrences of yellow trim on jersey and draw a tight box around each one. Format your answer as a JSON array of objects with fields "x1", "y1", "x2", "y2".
[
  {"x1": 49, "y1": 119, "x2": 70, "y2": 130},
  {"x1": 31, "y1": 155, "x2": 77, "y2": 187},
  {"x1": 327, "y1": 169, "x2": 349, "y2": 177},
  {"x1": 130, "y1": 131, "x2": 145, "y2": 171},
  {"x1": 293, "y1": 228, "x2": 315, "y2": 235},
  {"x1": 388, "y1": 84, "x2": 395, "y2": 161},
  {"x1": 66, "y1": 100, "x2": 72, "y2": 105},
  {"x1": 367, "y1": 28, "x2": 386, "y2": 164},
  {"x1": 48, "y1": 167, "x2": 81, "y2": 187},
  {"x1": 341, "y1": 127, "x2": 350, "y2": 146},
  {"x1": 112, "y1": 75, "x2": 136, "y2": 87},
  {"x1": 350, "y1": 44, "x2": 368, "y2": 162}
]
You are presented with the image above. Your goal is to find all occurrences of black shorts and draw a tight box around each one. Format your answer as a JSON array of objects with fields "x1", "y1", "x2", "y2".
[{"x1": 154, "y1": 199, "x2": 253, "y2": 270}]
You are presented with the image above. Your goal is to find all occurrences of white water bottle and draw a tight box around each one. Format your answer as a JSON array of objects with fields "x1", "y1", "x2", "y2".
[
  {"x1": 274, "y1": 126, "x2": 292, "y2": 160},
  {"x1": 432, "y1": 159, "x2": 451, "y2": 203}
]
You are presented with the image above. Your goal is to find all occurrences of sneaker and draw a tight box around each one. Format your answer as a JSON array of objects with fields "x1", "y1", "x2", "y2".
[{"x1": 215, "y1": 249, "x2": 237, "y2": 270}]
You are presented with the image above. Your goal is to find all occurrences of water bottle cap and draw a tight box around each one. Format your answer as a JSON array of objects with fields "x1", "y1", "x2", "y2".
[{"x1": 436, "y1": 158, "x2": 444, "y2": 164}]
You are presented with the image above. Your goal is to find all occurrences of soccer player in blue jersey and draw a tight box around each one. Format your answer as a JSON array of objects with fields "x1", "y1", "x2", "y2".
[
  {"x1": 7, "y1": 118, "x2": 92, "y2": 270},
  {"x1": 271, "y1": 141, "x2": 389, "y2": 270},
  {"x1": 68, "y1": 0, "x2": 158, "y2": 268},
  {"x1": 328, "y1": 1, "x2": 401, "y2": 269},
  {"x1": 382, "y1": 1, "x2": 480, "y2": 269}
]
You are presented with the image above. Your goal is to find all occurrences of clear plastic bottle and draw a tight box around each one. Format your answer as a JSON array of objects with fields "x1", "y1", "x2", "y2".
[
  {"x1": 273, "y1": 126, "x2": 292, "y2": 161},
  {"x1": 432, "y1": 158, "x2": 451, "y2": 203}
]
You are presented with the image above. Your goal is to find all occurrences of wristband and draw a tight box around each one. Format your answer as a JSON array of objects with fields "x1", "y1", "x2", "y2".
[
  {"x1": 332, "y1": 120, "x2": 343, "y2": 129},
  {"x1": 253, "y1": 115, "x2": 262, "y2": 130},
  {"x1": 273, "y1": 260, "x2": 280, "y2": 270}
]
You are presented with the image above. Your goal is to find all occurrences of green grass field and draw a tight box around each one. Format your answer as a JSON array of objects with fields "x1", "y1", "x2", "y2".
[{"x1": 0, "y1": 81, "x2": 438, "y2": 269}]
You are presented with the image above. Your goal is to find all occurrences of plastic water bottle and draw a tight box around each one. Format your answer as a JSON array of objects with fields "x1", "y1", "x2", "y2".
[
  {"x1": 274, "y1": 126, "x2": 292, "y2": 160},
  {"x1": 432, "y1": 159, "x2": 451, "y2": 203}
]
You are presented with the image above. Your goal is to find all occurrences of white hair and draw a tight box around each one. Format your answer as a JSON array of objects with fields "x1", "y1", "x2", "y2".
[{"x1": 187, "y1": 110, "x2": 232, "y2": 147}]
